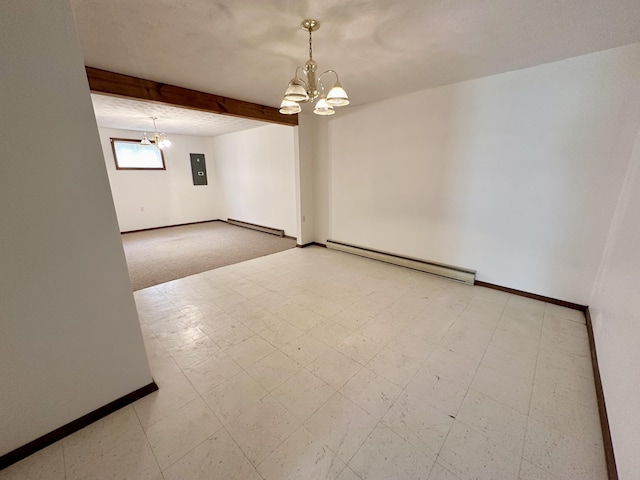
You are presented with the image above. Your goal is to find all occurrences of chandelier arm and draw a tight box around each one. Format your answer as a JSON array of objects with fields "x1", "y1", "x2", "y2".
[{"x1": 317, "y1": 70, "x2": 339, "y2": 84}]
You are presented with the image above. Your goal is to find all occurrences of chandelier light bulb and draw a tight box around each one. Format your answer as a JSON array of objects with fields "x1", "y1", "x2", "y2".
[
  {"x1": 284, "y1": 78, "x2": 309, "y2": 102},
  {"x1": 326, "y1": 81, "x2": 350, "y2": 107},
  {"x1": 279, "y1": 99, "x2": 302, "y2": 115},
  {"x1": 313, "y1": 97, "x2": 335, "y2": 116}
]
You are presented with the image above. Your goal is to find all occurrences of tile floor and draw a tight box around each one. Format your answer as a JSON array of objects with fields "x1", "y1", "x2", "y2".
[{"x1": 0, "y1": 247, "x2": 606, "y2": 480}]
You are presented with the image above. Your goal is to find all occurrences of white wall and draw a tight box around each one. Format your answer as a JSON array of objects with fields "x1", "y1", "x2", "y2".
[
  {"x1": 326, "y1": 44, "x2": 640, "y2": 304},
  {"x1": 209, "y1": 124, "x2": 298, "y2": 238},
  {"x1": 590, "y1": 124, "x2": 640, "y2": 478},
  {"x1": 0, "y1": 0, "x2": 152, "y2": 456},
  {"x1": 296, "y1": 113, "x2": 318, "y2": 244},
  {"x1": 100, "y1": 128, "x2": 219, "y2": 232}
]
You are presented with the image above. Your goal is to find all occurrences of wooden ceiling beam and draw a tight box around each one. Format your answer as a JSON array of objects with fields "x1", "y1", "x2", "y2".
[{"x1": 85, "y1": 66, "x2": 298, "y2": 127}]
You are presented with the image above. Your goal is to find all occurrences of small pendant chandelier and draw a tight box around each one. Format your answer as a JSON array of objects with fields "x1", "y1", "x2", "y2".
[
  {"x1": 280, "y1": 19, "x2": 350, "y2": 116},
  {"x1": 141, "y1": 117, "x2": 171, "y2": 149}
]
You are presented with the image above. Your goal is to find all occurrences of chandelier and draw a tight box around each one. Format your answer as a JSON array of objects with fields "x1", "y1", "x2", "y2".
[
  {"x1": 279, "y1": 19, "x2": 350, "y2": 116},
  {"x1": 141, "y1": 117, "x2": 171, "y2": 149}
]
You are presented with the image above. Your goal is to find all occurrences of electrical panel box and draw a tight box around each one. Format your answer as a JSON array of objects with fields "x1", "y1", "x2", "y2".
[{"x1": 190, "y1": 153, "x2": 208, "y2": 185}]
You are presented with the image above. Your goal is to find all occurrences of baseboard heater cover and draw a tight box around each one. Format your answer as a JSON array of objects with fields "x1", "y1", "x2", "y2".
[
  {"x1": 326, "y1": 240, "x2": 476, "y2": 285},
  {"x1": 227, "y1": 218, "x2": 284, "y2": 237}
]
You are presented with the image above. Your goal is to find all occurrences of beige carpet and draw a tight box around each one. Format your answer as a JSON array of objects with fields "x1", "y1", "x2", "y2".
[{"x1": 121, "y1": 221, "x2": 296, "y2": 290}]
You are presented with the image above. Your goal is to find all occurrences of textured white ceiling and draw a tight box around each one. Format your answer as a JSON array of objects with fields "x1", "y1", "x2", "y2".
[
  {"x1": 72, "y1": 0, "x2": 640, "y2": 129},
  {"x1": 91, "y1": 94, "x2": 268, "y2": 137}
]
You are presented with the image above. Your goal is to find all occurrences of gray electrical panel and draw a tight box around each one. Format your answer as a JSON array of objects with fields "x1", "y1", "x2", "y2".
[{"x1": 190, "y1": 153, "x2": 208, "y2": 185}]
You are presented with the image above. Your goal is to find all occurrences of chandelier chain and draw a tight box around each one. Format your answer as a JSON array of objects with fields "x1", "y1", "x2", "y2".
[{"x1": 308, "y1": 29, "x2": 313, "y2": 60}]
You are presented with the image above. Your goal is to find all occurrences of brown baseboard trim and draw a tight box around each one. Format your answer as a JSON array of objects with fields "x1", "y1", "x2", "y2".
[
  {"x1": 298, "y1": 242, "x2": 327, "y2": 248},
  {"x1": 0, "y1": 381, "x2": 158, "y2": 471},
  {"x1": 585, "y1": 308, "x2": 618, "y2": 479},
  {"x1": 474, "y1": 281, "x2": 586, "y2": 311},
  {"x1": 121, "y1": 219, "x2": 221, "y2": 234}
]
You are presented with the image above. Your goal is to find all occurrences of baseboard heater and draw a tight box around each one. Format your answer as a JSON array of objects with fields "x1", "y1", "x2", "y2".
[
  {"x1": 227, "y1": 218, "x2": 284, "y2": 237},
  {"x1": 326, "y1": 239, "x2": 476, "y2": 285}
]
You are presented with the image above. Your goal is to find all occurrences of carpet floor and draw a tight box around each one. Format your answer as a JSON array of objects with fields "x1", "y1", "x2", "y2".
[{"x1": 121, "y1": 221, "x2": 297, "y2": 290}]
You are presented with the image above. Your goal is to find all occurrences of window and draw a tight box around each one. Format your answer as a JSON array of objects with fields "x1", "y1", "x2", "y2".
[{"x1": 110, "y1": 138, "x2": 166, "y2": 170}]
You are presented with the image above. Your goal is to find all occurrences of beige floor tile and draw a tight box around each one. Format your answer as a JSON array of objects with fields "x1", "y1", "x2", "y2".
[
  {"x1": 439, "y1": 319, "x2": 494, "y2": 362},
  {"x1": 308, "y1": 319, "x2": 354, "y2": 346},
  {"x1": 162, "y1": 429, "x2": 255, "y2": 480},
  {"x1": 518, "y1": 459, "x2": 557, "y2": 480},
  {"x1": 340, "y1": 368, "x2": 402, "y2": 420},
  {"x1": 480, "y1": 343, "x2": 537, "y2": 384},
  {"x1": 427, "y1": 462, "x2": 462, "y2": 480},
  {"x1": 496, "y1": 314, "x2": 542, "y2": 341},
  {"x1": 62, "y1": 406, "x2": 142, "y2": 470},
  {"x1": 308, "y1": 348, "x2": 364, "y2": 389},
  {"x1": 334, "y1": 332, "x2": 384, "y2": 365},
  {"x1": 529, "y1": 383, "x2": 601, "y2": 439},
  {"x1": 304, "y1": 392, "x2": 378, "y2": 463},
  {"x1": 293, "y1": 308, "x2": 332, "y2": 331},
  {"x1": 257, "y1": 319, "x2": 305, "y2": 347},
  {"x1": 240, "y1": 309, "x2": 285, "y2": 333},
  {"x1": 523, "y1": 418, "x2": 606, "y2": 479},
  {"x1": 223, "y1": 334, "x2": 276, "y2": 368},
  {"x1": 0, "y1": 442, "x2": 65, "y2": 480},
  {"x1": 469, "y1": 364, "x2": 532, "y2": 414},
  {"x1": 365, "y1": 347, "x2": 421, "y2": 388},
  {"x1": 456, "y1": 389, "x2": 528, "y2": 455},
  {"x1": 349, "y1": 426, "x2": 435, "y2": 480},
  {"x1": 147, "y1": 350, "x2": 182, "y2": 382},
  {"x1": 183, "y1": 354, "x2": 243, "y2": 394},
  {"x1": 226, "y1": 395, "x2": 301, "y2": 466},
  {"x1": 271, "y1": 369, "x2": 336, "y2": 422},
  {"x1": 336, "y1": 466, "x2": 364, "y2": 480},
  {"x1": 144, "y1": 397, "x2": 222, "y2": 470},
  {"x1": 404, "y1": 368, "x2": 467, "y2": 417},
  {"x1": 533, "y1": 361, "x2": 598, "y2": 407},
  {"x1": 423, "y1": 347, "x2": 479, "y2": 389},
  {"x1": 539, "y1": 329, "x2": 590, "y2": 358},
  {"x1": 536, "y1": 347, "x2": 593, "y2": 380},
  {"x1": 386, "y1": 333, "x2": 438, "y2": 363},
  {"x1": 65, "y1": 431, "x2": 160, "y2": 480},
  {"x1": 206, "y1": 322, "x2": 255, "y2": 349},
  {"x1": 438, "y1": 420, "x2": 521, "y2": 480},
  {"x1": 153, "y1": 322, "x2": 207, "y2": 350},
  {"x1": 201, "y1": 370, "x2": 268, "y2": 425},
  {"x1": 133, "y1": 372, "x2": 200, "y2": 428},
  {"x1": 257, "y1": 426, "x2": 346, "y2": 480},
  {"x1": 501, "y1": 304, "x2": 544, "y2": 326},
  {"x1": 332, "y1": 308, "x2": 374, "y2": 331},
  {"x1": 280, "y1": 334, "x2": 331, "y2": 366},
  {"x1": 490, "y1": 328, "x2": 539, "y2": 359},
  {"x1": 543, "y1": 303, "x2": 585, "y2": 323},
  {"x1": 381, "y1": 390, "x2": 453, "y2": 455},
  {"x1": 404, "y1": 314, "x2": 457, "y2": 345},
  {"x1": 245, "y1": 349, "x2": 302, "y2": 391},
  {"x1": 356, "y1": 320, "x2": 400, "y2": 345},
  {"x1": 167, "y1": 335, "x2": 226, "y2": 370},
  {"x1": 543, "y1": 313, "x2": 588, "y2": 339}
]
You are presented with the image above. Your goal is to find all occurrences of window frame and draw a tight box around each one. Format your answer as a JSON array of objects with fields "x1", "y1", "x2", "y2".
[{"x1": 110, "y1": 137, "x2": 166, "y2": 171}]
